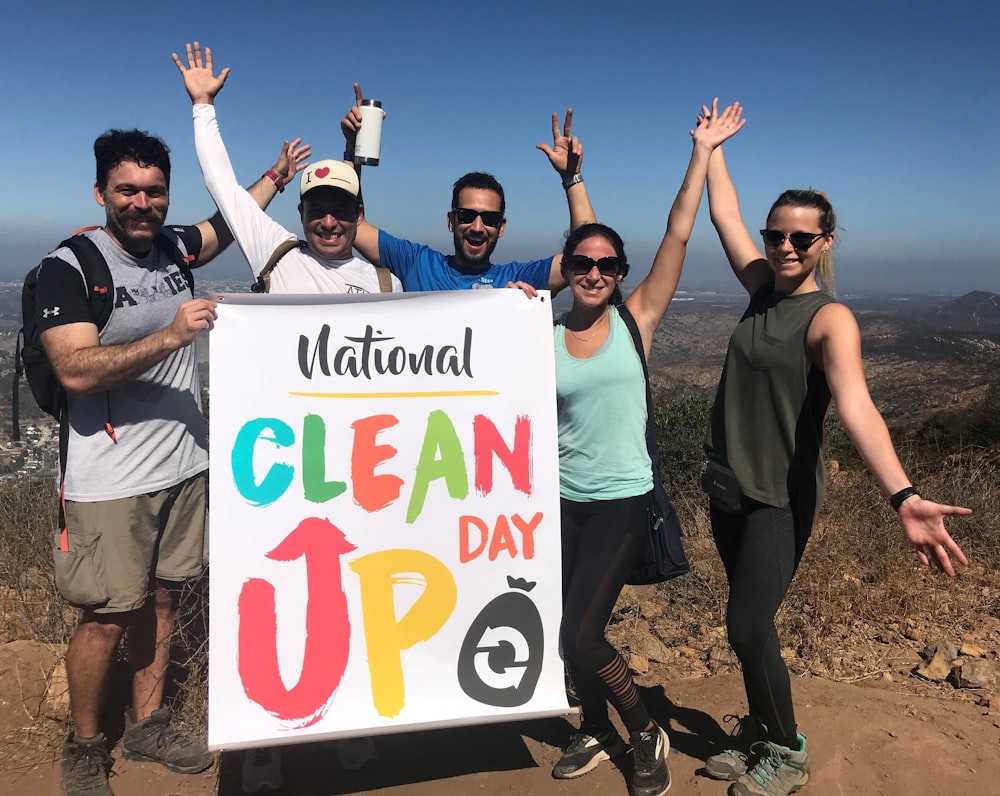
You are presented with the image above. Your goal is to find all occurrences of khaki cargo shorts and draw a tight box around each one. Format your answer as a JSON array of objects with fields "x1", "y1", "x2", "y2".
[{"x1": 54, "y1": 473, "x2": 208, "y2": 613}]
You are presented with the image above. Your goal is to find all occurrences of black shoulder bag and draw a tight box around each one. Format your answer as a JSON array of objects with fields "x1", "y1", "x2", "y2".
[{"x1": 615, "y1": 304, "x2": 690, "y2": 584}]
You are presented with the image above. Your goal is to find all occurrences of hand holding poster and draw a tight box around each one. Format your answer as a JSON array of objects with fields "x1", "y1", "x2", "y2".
[{"x1": 208, "y1": 290, "x2": 568, "y2": 750}]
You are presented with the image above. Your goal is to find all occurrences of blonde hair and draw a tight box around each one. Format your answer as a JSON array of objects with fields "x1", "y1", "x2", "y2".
[{"x1": 768, "y1": 189, "x2": 837, "y2": 295}]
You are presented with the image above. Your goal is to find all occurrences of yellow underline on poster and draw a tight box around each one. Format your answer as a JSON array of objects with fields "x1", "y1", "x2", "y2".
[{"x1": 289, "y1": 390, "x2": 500, "y2": 399}]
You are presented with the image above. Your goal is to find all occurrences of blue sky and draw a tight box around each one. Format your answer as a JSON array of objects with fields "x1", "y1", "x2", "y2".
[{"x1": 1, "y1": 0, "x2": 997, "y2": 295}]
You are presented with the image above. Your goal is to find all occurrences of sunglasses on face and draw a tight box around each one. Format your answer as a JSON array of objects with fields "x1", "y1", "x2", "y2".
[
  {"x1": 451, "y1": 208, "x2": 504, "y2": 228},
  {"x1": 564, "y1": 255, "x2": 626, "y2": 276},
  {"x1": 759, "y1": 229, "x2": 827, "y2": 250},
  {"x1": 305, "y1": 200, "x2": 359, "y2": 222}
]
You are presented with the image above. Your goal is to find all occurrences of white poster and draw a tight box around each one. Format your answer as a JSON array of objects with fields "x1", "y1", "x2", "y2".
[{"x1": 207, "y1": 290, "x2": 568, "y2": 750}]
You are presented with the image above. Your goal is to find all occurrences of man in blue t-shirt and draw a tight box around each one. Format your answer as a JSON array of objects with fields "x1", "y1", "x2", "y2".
[{"x1": 341, "y1": 84, "x2": 595, "y2": 292}]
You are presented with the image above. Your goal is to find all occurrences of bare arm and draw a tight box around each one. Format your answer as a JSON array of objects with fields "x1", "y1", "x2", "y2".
[
  {"x1": 811, "y1": 302, "x2": 970, "y2": 576},
  {"x1": 703, "y1": 102, "x2": 772, "y2": 295},
  {"x1": 624, "y1": 100, "x2": 745, "y2": 357},
  {"x1": 341, "y1": 82, "x2": 383, "y2": 264},
  {"x1": 41, "y1": 299, "x2": 217, "y2": 395},
  {"x1": 536, "y1": 110, "x2": 595, "y2": 292}
]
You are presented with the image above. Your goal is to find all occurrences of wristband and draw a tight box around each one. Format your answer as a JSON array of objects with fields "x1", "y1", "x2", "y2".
[
  {"x1": 344, "y1": 151, "x2": 355, "y2": 162},
  {"x1": 562, "y1": 173, "x2": 583, "y2": 190},
  {"x1": 263, "y1": 169, "x2": 285, "y2": 193},
  {"x1": 890, "y1": 486, "x2": 920, "y2": 512}
]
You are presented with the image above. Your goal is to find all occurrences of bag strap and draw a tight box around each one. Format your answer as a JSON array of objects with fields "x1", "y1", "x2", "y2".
[
  {"x1": 376, "y1": 266, "x2": 393, "y2": 293},
  {"x1": 12, "y1": 330, "x2": 23, "y2": 442},
  {"x1": 59, "y1": 236, "x2": 116, "y2": 331},
  {"x1": 254, "y1": 239, "x2": 304, "y2": 293},
  {"x1": 152, "y1": 232, "x2": 196, "y2": 293},
  {"x1": 615, "y1": 303, "x2": 667, "y2": 499}
]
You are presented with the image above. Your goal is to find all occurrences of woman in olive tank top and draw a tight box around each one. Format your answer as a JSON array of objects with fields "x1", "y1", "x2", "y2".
[{"x1": 697, "y1": 99, "x2": 971, "y2": 796}]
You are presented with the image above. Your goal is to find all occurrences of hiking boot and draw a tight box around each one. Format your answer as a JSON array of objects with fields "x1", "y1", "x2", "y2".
[
  {"x1": 242, "y1": 747, "x2": 283, "y2": 792},
  {"x1": 629, "y1": 722, "x2": 671, "y2": 796},
  {"x1": 730, "y1": 733, "x2": 810, "y2": 796},
  {"x1": 61, "y1": 733, "x2": 113, "y2": 796},
  {"x1": 121, "y1": 707, "x2": 213, "y2": 774},
  {"x1": 705, "y1": 713, "x2": 768, "y2": 780},
  {"x1": 552, "y1": 728, "x2": 628, "y2": 779}
]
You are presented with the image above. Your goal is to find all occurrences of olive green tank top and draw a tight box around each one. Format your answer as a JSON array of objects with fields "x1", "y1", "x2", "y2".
[{"x1": 706, "y1": 282, "x2": 835, "y2": 516}]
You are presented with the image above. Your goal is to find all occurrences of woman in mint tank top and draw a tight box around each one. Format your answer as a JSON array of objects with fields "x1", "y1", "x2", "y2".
[
  {"x1": 697, "y1": 100, "x2": 972, "y2": 796},
  {"x1": 510, "y1": 103, "x2": 745, "y2": 796}
]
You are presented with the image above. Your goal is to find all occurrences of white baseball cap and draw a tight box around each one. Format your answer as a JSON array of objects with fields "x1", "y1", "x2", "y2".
[{"x1": 300, "y1": 159, "x2": 360, "y2": 198}]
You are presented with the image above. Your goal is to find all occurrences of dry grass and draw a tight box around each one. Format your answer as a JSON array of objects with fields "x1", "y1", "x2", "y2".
[
  {"x1": 1, "y1": 390, "x2": 998, "y2": 753},
  {"x1": 613, "y1": 402, "x2": 1000, "y2": 692}
]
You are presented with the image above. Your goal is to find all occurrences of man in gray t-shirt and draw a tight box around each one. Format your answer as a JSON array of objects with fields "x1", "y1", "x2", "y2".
[{"x1": 35, "y1": 127, "x2": 305, "y2": 796}]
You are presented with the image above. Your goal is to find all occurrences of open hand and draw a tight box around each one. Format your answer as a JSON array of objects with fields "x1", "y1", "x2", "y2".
[
  {"x1": 690, "y1": 97, "x2": 746, "y2": 150},
  {"x1": 172, "y1": 41, "x2": 230, "y2": 105},
  {"x1": 272, "y1": 138, "x2": 311, "y2": 186},
  {"x1": 900, "y1": 497, "x2": 971, "y2": 577}
]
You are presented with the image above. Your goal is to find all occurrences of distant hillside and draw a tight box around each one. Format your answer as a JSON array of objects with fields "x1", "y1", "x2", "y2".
[{"x1": 921, "y1": 290, "x2": 1000, "y2": 333}]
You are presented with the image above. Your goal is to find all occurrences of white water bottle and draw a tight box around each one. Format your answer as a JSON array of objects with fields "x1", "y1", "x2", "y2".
[{"x1": 354, "y1": 99, "x2": 384, "y2": 166}]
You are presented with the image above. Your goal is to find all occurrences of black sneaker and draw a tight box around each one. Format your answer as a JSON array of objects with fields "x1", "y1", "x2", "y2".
[
  {"x1": 121, "y1": 708, "x2": 213, "y2": 774},
  {"x1": 629, "y1": 722, "x2": 671, "y2": 796},
  {"x1": 552, "y1": 729, "x2": 628, "y2": 779},
  {"x1": 61, "y1": 733, "x2": 113, "y2": 796}
]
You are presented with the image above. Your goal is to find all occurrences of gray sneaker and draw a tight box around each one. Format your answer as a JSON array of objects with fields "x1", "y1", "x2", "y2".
[
  {"x1": 61, "y1": 733, "x2": 113, "y2": 796},
  {"x1": 730, "y1": 733, "x2": 810, "y2": 796},
  {"x1": 552, "y1": 729, "x2": 628, "y2": 779},
  {"x1": 704, "y1": 713, "x2": 767, "y2": 781},
  {"x1": 121, "y1": 708, "x2": 213, "y2": 774}
]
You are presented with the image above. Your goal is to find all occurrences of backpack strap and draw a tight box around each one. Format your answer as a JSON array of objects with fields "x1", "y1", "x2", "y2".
[
  {"x1": 376, "y1": 266, "x2": 393, "y2": 293},
  {"x1": 152, "y1": 232, "x2": 196, "y2": 293},
  {"x1": 12, "y1": 330, "x2": 23, "y2": 442},
  {"x1": 253, "y1": 239, "x2": 305, "y2": 293},
  {"x1": 59, "y1": 236, "x2": 116, "y2": 331}
]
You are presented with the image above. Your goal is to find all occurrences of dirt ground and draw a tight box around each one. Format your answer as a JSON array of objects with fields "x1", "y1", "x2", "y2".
[{"x1": 3, "y1": 669, "x2": 996, "y2": 796}]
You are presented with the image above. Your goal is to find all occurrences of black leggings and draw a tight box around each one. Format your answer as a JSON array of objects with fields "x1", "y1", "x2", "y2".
[
  {"x1": 560, "y1": 494, "x2": 651, "y2": 735},
  {"x1": 711, "y1": 501, "x2": 811, "y2": 749}
]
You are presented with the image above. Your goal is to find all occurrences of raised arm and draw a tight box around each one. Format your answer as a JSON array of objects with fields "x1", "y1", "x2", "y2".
[
  {"x1": 624, "y1": 100, "x2": 745, "y2": 357},
  {"x1": 810, "y1": 302, "x2": 971, "y2": 576},
  {"x1": 341, "y1": 82, "x2": 382, "y2": 264},
  {"x1": 536, "y1": 110, "x2": 595, "y2": 292},
  {"x1": 173, "y1": 41, "x2": 310, "y2": 273},
  {"x1": 703, "y1": 101, "x2": 771, "y2": 295}
]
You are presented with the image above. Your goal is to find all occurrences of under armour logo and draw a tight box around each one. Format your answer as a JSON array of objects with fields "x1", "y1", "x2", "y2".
[{"x1": 42, "y1": 306, "x2": 61, "y2": 318}]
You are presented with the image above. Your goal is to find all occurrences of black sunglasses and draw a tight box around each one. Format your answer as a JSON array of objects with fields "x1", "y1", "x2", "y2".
[
  {"x1": 564, "y1": 255, "x2": 626, "y2": 277},
  {"x1": 451, "y1": 208, "x2": 504, "y2": 228},
  {"x1": 759, "y1": 229, "x2": 827, "y2": 250}
]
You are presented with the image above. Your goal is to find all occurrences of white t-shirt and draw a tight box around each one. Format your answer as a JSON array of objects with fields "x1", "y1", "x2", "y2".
[{"x1": 192, "y1": 104, "x2": 401, "y2": 295}]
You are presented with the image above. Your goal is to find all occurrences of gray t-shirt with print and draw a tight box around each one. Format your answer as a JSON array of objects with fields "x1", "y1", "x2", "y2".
[{"x1": 35, "y1": 227, "x2": 208, "y2": 501}]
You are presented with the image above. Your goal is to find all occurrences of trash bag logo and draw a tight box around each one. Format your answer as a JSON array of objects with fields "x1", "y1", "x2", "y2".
[{"x1": 457, "y1": 576, "x2": 544, "y2": 707}]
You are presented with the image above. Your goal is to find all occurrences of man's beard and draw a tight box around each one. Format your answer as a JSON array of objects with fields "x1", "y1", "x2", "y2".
[{"x1": 106, "y1": 208, "x2": 164, "y2": 252}]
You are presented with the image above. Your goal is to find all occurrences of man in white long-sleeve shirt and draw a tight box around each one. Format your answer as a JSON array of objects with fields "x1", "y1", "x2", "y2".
[
  {"x1": 172, "y1": 41, "x2": 392, "y2": 793},
  {"x1": 173, "y1": 41, "x2": 400, "y2": 295}
]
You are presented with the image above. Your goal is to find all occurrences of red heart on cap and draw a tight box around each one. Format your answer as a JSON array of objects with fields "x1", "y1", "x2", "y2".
[{"x1": 315, "y1": 167, "x2": 330, "y2": 178}]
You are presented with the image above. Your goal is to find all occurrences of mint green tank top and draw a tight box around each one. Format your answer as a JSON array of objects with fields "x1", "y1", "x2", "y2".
[{"x1": 555, "y1": 308, "x2": 653, "y2": 501}]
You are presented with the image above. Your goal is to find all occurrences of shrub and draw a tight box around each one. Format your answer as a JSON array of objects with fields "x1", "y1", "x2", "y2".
[
  {"x1": 918, "y1": 384, "x2": 1000, "y2": 453},
  {"x1": 652, "y1": 389, "x2": 712, "y2": 491}
]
